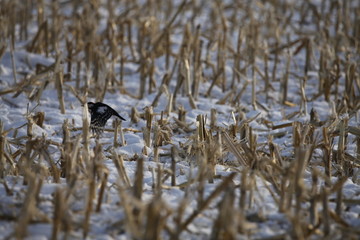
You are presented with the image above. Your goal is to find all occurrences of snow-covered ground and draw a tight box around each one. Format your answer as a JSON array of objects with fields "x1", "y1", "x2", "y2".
[{"x1": 1, "y1": 0, "x2": 360, "y2": 239}]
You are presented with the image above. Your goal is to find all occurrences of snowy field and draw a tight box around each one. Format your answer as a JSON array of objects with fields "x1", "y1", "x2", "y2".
[{"x1": 0, "y1": 0, "x2": 360, "y2": 239}]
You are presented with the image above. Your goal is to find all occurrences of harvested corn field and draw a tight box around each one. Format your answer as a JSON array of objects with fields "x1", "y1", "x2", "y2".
[{"x1": 0, "y1": 0, "x2": 360, "y2": 239}]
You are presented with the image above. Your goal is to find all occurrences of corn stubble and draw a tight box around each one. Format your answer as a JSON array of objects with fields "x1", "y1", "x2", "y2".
[{"x1": 0, "y1": 0, "x2": 360, "y2": 239}]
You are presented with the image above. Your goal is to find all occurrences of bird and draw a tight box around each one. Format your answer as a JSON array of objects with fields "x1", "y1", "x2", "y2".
[{"x1": 87, "y1": 102, "x2": 126, "y2": 134}]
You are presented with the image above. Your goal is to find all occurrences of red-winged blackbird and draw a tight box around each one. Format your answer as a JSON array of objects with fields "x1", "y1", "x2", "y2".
[{"x1": 87, "y1": 102, "x2": 126, "y2": 134}]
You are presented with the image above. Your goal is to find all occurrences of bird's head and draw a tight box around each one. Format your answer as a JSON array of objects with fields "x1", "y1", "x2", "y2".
[{"x1": 87, "y1": 102, "x2": 95, "y2": 113}]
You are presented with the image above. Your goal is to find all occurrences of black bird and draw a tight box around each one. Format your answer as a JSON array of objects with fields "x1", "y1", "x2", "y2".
[{"x1": 87, "y1": 102, "x2": 126, "y2": 134}]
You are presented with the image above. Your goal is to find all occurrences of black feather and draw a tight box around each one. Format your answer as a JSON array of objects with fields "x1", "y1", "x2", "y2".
[{"x1": 87, "y1": 102, "x2": 126, "y2": 134}]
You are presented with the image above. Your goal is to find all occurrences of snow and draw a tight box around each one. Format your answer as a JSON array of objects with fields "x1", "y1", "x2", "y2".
[{"x1": 0, "y1": 0, "x2": 360, "y2": 239}]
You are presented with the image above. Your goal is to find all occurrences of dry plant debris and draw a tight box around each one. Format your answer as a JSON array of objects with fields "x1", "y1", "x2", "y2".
[{"x1": 0, "y1": 0, "x2": 360, "y2": 239}]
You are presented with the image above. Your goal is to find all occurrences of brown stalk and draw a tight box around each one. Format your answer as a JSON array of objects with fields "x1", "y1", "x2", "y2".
[
  {"x1": 166, "y1": 94, "x2": 173, "y2": 115},
  {"x1": 171, "y1": 146, "x2": 177, "y2": 186},
  {"x1": 119, "y1": 22, "x2": 125, "y2": 86},
  {"x1": 337, "y1": 118, "x2": 347, "y2": 172},
  {"x1": 179, "y1": 172, "x2": 236, "y2": 232},
  {"x1": 131, "y1": 107, "x2": 140, "y2": 123},
  {"x1": 117, "y1": 185, "x2": 143, "y2": 239},
  {"x1": 268, "y1": 138, "x2": 283, "y2": 166},
  {"x1": 54, "y1": 54, "x2": 65, "y2": 114},
  {"x1": 26, "y1": 20, "x2": 47, "y2": 54},
  {"x1": 65, "y1": 38, "x2": 73, "y2": 75},
  {"x1": 51, "y1": 188, "x2": 64, "y2": 240},
  {"x1": 126, "y1": 20, "x2": 136, "y2": 60},
  {"x1": 206, "y1": 69, "x2": 222, "y2": 97},
  {"x1": 322, "y1": 187, "x2": 330, "y2": 236},
  {"x1": 294, "y1": 145, "x2": 311, "y2": 214},
  {"x1": 216, "y1": 89, "x2": 235, "y2": 105},
  {"x1": 299, "y1": 77, "x2": 307, "y2": 115},
  {"x1": 138, "y1": 24, "x2": 147, "y2": 99},
  {"x1": 191, "y1": 25, "x2": 202, "y2": 100},
  {"x1": 0, "y1": 121, "x2": 5, "y2": 178},
  {"x1": 232, "y1": 78, "x2": 250, "y2": 105},
  {"x1": 148, "y1": 54, "x2": 156, "y2": 95},
  {"x1": 196, "y1": 115, "x2": 206, "y2": 141},
  {"x1": 219, "y1": 13, "x2": 228, "y2": 93},
  {"x1": 155, "y1": 164, "x2": 162, "y2": 197},
  {"x1": 309, "y1": 170, "x2": 319, "y2": 226},
  {"x1": 335, "y1": 181, "x2": 343, "y2": 217},
  {"x1": 10, "y1": 36, "x2": 17, "y2": 84},
  {"x1": 67, "y1": 136, "x2": 82, "y2": 183},
  {"x1": 113, "y1": 118, "x2": 120, "y2": 147},
  {"x1": 282, "y1": 51, "x2": 291, "y2": 104},
  {"x1": 83, "y1": 157, "x2": 96, "y2": 239},
  {"x1": 279, "y1": 171, "x2": 290, "y2": 213},
  {"x1": 210, "y1": 183, "x2": 236, "y2": 240},
  {"x1": 222, "y1": 131, "x2": 248, "y2": 166},
  {"x1": 143, "y1": 106, "x2": 153, "y2": 148},
  {"x1": 239, "y1": 169, "x2": 247, "y2": 212},
  {"x1": 27, "y1": 117, "x2": 33, "y2": 140},
  {"x1": 39, "y1": 143, "x2": 60, "y2": 183},
  {"x1": 119, "y1": 120, "x2": 126, "y2": 146},
  {"x1": 111, "y1": 151, "x2": 131, "y2": 188},
  {"x1": 151, "y1": 84, "x2": 169, "y2": 108},
  {"x1": 99, "y1": 69, "x2": 110, "y2": 103},
  {"x1": 82, "y1": 101, "x2": 90, "y2": 166},
  {"x1": 231, "y1": 27, "x2": 243, "y2": 89},
  {"x1": 65, "y1": 84, "x2": 86, "y2": 105},
  {"x1": 210, "y1": 108, "x2": 217, "y2": 131},
  {"x1": 151, "y1": 0, "x2": 188, "y2": 54},
  {"x1": 133, "y1": 156, "x2": 144, "y2": 200},
  {"x1": 143, "y1": 198, "x2": 167, "y2": 240},
  {"x1": 15, "y1": 171, "x2": 42, "y2": 239},
  {"x1": 96, "y1": 172, "x2": 108, "y2": 212}
]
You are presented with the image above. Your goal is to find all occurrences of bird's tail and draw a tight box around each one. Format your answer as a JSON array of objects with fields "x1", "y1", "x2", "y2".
[{"x1": 115, "y1": 112, "x2": 126, "y2": 121}]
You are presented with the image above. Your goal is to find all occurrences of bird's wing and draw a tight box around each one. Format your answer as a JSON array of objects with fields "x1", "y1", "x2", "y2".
[{"x1": 91, "y1": 109, "x2": 113, "y2": 128}]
